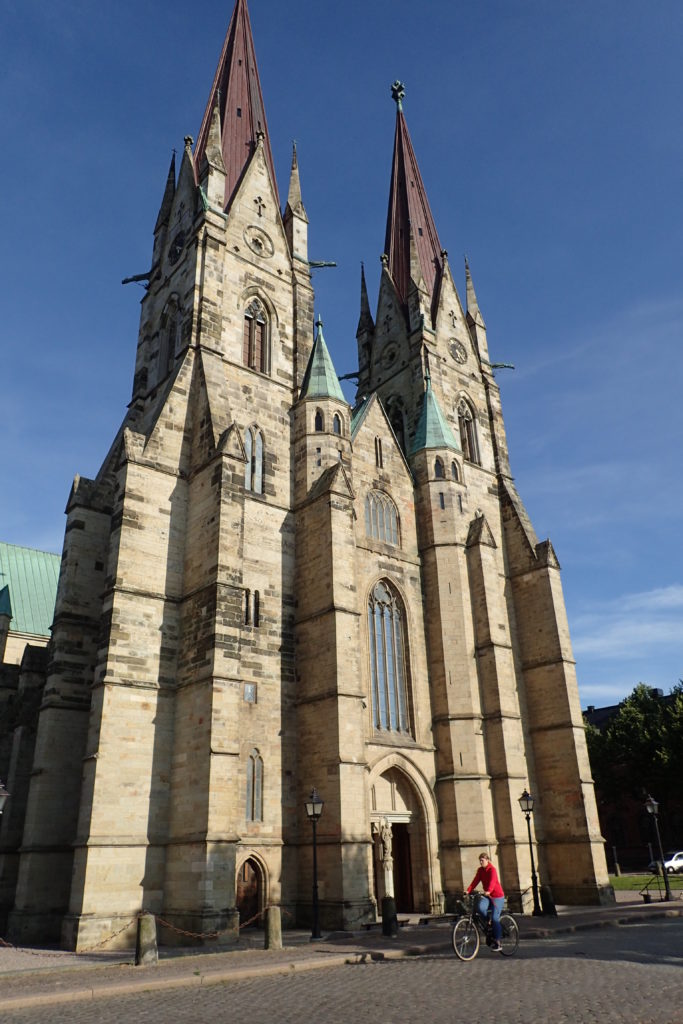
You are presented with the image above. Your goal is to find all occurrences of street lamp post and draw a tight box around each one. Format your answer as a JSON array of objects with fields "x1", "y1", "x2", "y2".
[
  {"x1": 645, "y1": 794, "x2": 672, "y2": 902},
  {"x1": 305, "y1": 788, "x2": 324, "y2": 939},
  {"x1": 519, "y1": 789, "x2": 542, "y2": 916}
]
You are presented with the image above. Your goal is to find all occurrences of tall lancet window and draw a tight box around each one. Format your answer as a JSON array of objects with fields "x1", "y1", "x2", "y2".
[
  {"x1": 159, "y1": 297, "x2": 182, "y2": 381},
  {"x1": 457, "y1": 399, "x2": 480, "y2": 465},
  {"x1": 244, "y1": 427, "x2": 264, "y2": 494},
  {"x1": 365, "y1": 491, "x2": 399, "y2": 546},
  {"x1": 243, "y1": 299, "x2": 269, "y2": 374},
  {"x1": 246, "y1": 749, "x2": 264, "y2": 822},
  {"x1": 367, "y1": 580, "x2": 411, "y2": 734}
]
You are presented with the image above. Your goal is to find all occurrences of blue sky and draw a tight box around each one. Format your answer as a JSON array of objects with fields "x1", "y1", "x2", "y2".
[{"x1": 2, "y1": 0, "x2": 682, "y2": 708}]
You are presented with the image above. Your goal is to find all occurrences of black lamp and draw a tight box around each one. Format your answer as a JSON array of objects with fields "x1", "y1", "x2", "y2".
[
  {"x1": 305, "y1": 788, "x2": 324, "y2": 939},
  {"x1": 518, "y1": 789, "x2": 542, "y2": 915},
  {"x1": 645, "y1": 794, "x2": 671, "y2": 902}
]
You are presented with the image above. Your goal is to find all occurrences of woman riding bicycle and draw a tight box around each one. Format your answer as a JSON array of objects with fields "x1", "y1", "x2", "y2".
[{"x1": 467, "y1": 852, "x2": 505, "y2": 952}]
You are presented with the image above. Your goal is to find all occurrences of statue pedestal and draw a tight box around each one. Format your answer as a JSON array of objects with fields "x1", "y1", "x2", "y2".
[{"x1": 381, "y1": 895, "x2": 398, "y2": 937}]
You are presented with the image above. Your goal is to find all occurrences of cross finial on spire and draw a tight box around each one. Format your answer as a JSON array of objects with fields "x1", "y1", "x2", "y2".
[{"x1": 391, "y1": 80, "x2": 405, "y2": 112}]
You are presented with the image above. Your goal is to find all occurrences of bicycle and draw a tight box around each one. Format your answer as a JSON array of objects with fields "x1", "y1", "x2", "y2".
[{"x1": 451, "y1": 893, "x2": 519, "y2": 961}]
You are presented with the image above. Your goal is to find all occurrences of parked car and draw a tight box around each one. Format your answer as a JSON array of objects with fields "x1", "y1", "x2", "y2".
[{"x1": 647, "y1": 850, "x2": 683, "y2": 874}]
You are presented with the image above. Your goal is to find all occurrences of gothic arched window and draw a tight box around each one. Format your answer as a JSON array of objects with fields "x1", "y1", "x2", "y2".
[
  {"x1": 451, "y1": 460, "x2": 459, "y2": 482},
  {"x1": 246, "y1": 749, "x2": 263, "y2": 822},
  {"x1": 367, "y1": 580, "x2": 411, "y2": 734},
  {"x1": 434, "y1": 457, "x2": 444, "y2": 479},
  {"x1": 244, "y1": 427, "x2": 264, "y2": 494},
  {"x1": 314, "y1": 409, "x2": 324, "y2": 432},
  {"x1": 458, "y1": 399, "x2": 480, "y2": 465},
  {"x1": 243, "y1": 299, "x2": 269, "y2": 374},
  {"x1": 333, "y1": 413, "x2": 342, "y2": 435},
  {"x1": 365, "y1": 491, "x2": 399, "y2": 546},
  {"x1": 159, "y1": 298, "x2": 182, "y2": 381}
]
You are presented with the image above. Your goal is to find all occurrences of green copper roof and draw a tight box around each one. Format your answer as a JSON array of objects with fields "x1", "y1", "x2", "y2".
[
  {"x1": 0, "y1": 542, "x2": 60, "y2": 638},
  {"x1": 350, "y1": 394, "x2": 372, "y2": 437},
  {"x1": 410, "y1": 376, "x2": 461, "y2": 455},
  {"x1": 299, "y1": 317, "x2": 346, "y2": 403}
]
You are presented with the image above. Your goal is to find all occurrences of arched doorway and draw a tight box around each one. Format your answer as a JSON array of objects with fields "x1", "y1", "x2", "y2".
[
  {"x1": 236, "y1": 857, "x2": 262, "y2": 928},
  {"x1": 371, "y1": 766, "x2": 430, "y2": 913}
]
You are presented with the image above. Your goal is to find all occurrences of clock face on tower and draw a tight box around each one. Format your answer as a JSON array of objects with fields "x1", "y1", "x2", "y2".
[{"x1": 450, "y1": 339, "x2": 468, "y2": 365}]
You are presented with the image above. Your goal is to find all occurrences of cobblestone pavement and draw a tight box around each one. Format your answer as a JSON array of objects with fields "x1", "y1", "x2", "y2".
[{"x1": 2, "y1": 920, "x2": 682, "y2": 1024}]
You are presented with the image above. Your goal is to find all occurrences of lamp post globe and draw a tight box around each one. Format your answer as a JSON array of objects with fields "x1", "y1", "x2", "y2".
[
  {"x1": 518, "y1": 789, "x2": 542, "y2": 916},
  {"x1": 305, "y1": 788, "x2": 324, "y2": 939}
]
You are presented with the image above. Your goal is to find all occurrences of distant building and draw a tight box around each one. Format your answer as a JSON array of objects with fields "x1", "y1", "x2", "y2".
[
  {"x1": 0, "y1": 0, "x2": 611, "y2": 951},
  {"x1": 0, "y1": 543, "x2": 59, "y2": 907},
  {"x1": 0, "y1": 542, "x2": 60, "y2": 665}
]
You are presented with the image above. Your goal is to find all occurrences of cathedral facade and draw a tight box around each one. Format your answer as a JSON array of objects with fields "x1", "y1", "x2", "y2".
[{"x1": 0, "y1": 0, "x2": 611, "y2": 950}]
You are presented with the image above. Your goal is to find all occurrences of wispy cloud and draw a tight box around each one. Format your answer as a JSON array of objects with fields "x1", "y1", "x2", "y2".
[{"x1": 572, "y1": 585, "x2": 683, "y2": 660}]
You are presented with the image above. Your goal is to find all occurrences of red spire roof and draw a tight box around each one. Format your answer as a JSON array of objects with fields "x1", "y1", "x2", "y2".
[
  {"x1": 384, "y1": 85, "x2": 443, "y2": 308},
  {"x1": 194, "y1": 0, "x2": 279, "y2": 210}
]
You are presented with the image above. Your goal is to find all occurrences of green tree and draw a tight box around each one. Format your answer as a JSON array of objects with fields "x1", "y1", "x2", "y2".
[{"x1": 586, "y1": 682, "x2": 683, "y2": 818}]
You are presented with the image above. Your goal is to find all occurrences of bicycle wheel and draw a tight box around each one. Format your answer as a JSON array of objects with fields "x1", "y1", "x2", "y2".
[
  {"x1": 452, "y1": 916, "x2": 480, "y2": 961},
  {"x1": 498, "y1": 913, "x2": 519, "y2": 956}
]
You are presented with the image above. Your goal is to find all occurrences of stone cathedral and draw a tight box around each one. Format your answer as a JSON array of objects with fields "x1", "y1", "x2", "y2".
[{"x1": 0, "y1": 0, "x2": 611, "y2": 950}]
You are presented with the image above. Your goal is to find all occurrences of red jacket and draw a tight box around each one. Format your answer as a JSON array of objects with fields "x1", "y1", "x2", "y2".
[{"x1": 467, "y1": 863, "x2": 504, "y2": 899}]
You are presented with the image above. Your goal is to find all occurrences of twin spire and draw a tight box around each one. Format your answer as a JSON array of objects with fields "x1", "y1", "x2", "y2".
[
  {"x1": 190, "y1": 2, "x2": 482, "y2": 328},
  {"x1": 194, "y1": 0, "x2": 278, "y2": 210},
  {"x1": 384, "y1": 81, "x2": 443, "y2": 310}
]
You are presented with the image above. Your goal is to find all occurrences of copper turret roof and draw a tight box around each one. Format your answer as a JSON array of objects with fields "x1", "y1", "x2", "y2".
[
  {"x1": 194, "y1": 0, "x2": 279, "y2": 211},
  {"x1": 384, "y1": 82, "x2": 443, "y2": 311}
]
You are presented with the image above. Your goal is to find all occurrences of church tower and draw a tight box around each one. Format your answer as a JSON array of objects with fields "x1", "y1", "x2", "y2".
[
  {"x1": 7, "y1": 0, "x2": 314, "y2": 949},
  {"x1": 356, "y1": 81, "x2": 609, "y2": 909},
  {"x1": 3, "y1": 6, "x2": 610, "y2": 951}
]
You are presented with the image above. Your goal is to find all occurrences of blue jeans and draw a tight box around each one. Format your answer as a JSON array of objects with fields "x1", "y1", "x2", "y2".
[{"x1": 474, "y1": 895, "x2": 505, "y2": 942}]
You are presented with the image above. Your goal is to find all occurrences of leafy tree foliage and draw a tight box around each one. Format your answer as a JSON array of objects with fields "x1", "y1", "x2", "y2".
[{"x1": 586, "y1": 682, "x2": 683, "y2": 817}]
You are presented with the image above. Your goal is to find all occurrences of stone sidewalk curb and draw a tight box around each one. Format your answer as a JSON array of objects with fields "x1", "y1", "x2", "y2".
[
  {"x1": 0, "y1": 948, "x2": 423, "y2": 1012},
  {"x1": 1, "y1": 905, "x2": 682, "y2": 1012},
  {"x1": 521, "y1": 905, "x2": 683, "y2": 939}
]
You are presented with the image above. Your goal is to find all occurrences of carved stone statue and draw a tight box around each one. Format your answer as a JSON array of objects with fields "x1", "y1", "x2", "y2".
[{"x1": 379, "y1": 818, "x2": 395, "y2": 898}]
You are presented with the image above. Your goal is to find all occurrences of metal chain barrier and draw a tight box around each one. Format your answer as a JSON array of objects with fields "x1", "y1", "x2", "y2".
[{"x1": 0, "y1": 904, "x2": 294, "y2": 958}]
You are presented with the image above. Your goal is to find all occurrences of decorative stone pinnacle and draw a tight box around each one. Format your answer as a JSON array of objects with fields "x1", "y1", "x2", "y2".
[
  {"x1": 391, "y1": 80, "x2": 405, "y2": 111},
  {"x1": 184, "y1": 135, "x2": 194, "y2": 150},
  {"x1": 380, "y1": 253, "x2": 389, "y2": 266}
]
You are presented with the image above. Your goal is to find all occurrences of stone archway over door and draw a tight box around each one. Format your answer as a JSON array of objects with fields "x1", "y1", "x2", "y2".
[
  {"x1": 371, "y1": 767, "x2": 428, "y2": 913},
  {"x1": 236, "y1": 858, "x2": 261, "y2": 928}
]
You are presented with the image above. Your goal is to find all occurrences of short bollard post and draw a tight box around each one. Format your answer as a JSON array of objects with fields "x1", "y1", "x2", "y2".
[
  {"x1": 540, "y1": 885, "x2": 557, "y2": 917},
  {"x1": 265, "y1": 905, "x2": 282, "y2": 950},
  {"x1": 381, "y1": 895, "x2": 398, "y2": 938},
  {"x1": 135, "y1": 912, "x2": 158, "y2": 966}
]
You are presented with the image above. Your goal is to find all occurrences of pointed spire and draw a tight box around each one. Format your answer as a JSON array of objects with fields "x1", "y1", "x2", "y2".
[
  {"x1": 154, "y1": 152, "x2": 176, "y2": 233},
  {"x1": 357, "y1": 262, "x2": 374, "y2": 334},
  {"x1": 410, "y1": 373, "x2": 461, "y2": 455},
  {"x1": 300, "y1": 316, "x2": 346, "y2": 402},
  {"x1": 465, "y1": 256, "x2": 485, "y2": 327},
  {"x1": 286, "y1": 142, "x2": 307, "y2": 220},
  {"x1": 384, "y1": 81, "x2": 443, "y2": 312},
  {"x1": 194, "y1": 0, "x2": 279, "y2": 210}
]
